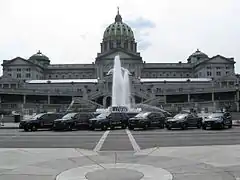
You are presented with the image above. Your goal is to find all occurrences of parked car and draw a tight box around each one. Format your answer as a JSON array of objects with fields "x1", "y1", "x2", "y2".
[
  {"x1": 202, "y1": 112, "x2": 232, "y2": 130},
  {"x1": 128, "y1": 112, "x2": 166, "y2": 130},
  {"x1": 165, "y1": 113, "x2": 202, "y2": 130},
  {"x1": 53, "y1": 112, "x2": 95, "y2": 131},
  {"x1": 88, "y1": 113, "x2": 110, "y2": 131},
  {"x1": 19, "y1": 112, "x2": 64, "y2": 131},
  {"x1": 109, "y1": 112, "x2": 135, "y2": 129}
]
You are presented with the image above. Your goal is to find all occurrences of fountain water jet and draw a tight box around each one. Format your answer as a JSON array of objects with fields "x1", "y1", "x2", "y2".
[{"x1": 111, "y1": 55, "x2": 131, "y2": 109}]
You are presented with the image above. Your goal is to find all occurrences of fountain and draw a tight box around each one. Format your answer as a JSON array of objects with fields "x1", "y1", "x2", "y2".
[{"x1": 112, "y1": 55, "x2": 131, "y2": 109}]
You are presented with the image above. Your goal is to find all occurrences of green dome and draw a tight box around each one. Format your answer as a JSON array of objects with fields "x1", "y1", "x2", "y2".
[
  {"x1": 103, "y1": 10, "x2": 134, "y2": 41},
  {"x1": 189, "y1": 49, "x2": 208, "y2": 59},
  {"x1": 29, "y1": 50, "x2": 49, "y2": 61}
]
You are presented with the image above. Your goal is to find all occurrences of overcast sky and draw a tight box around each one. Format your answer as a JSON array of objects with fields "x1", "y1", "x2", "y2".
[{"x1": 0, "y1": 0, "x2": 239, "y2": 74}]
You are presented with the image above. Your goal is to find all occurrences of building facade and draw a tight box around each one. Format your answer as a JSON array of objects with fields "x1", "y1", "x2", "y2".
[{"x1": 0, "y1": 10, "x2": 239, "y2": 113}]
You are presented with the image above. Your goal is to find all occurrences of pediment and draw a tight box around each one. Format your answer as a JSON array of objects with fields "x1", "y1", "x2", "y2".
[
  {"x1": 3, "y1": 57, "x2": 31, "y2": 66},
  {"x1": 205, "y1": 55, "x2": 235, "y2": 64},
  {"x1": 96, "y1": 48, "x2": 142, "y2": 61},
  {"x1": 3, "y1": 57, "x2": 43, "y2": 68},
  {"x1": 104, "y1": 51, "x2": 135, "y2": 59}
]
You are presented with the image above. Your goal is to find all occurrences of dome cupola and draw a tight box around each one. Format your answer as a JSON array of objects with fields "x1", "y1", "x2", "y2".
[
  {"x1": 101, "y1": 7, "x2": 137, "y2": 53},
  {"x1": 29, "y1": 50, "x2": 50, "y2": 66},
  {"x1": 187, "y1": 49, "x2": 208, "y2": 63}
]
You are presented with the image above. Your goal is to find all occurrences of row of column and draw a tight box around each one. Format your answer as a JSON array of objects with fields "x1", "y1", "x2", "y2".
[{"x1": 22, "y1": 95, "x2": 51, "y2": 104}]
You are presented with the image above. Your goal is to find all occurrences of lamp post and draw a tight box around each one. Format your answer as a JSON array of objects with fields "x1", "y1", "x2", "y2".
[
  {"x1": 71, "y1": 81, "x2": 74, "y2": 100},
  {"x1": 211, "y1": 77, "x2": 215, "y2": 110},
  {"x1": 47, "y1": 80, "x2": 51, "y2": 105},
  {"x1": 186, "y1": 79, "x2": 191, "y2": 103},
  {"x1": 235, "y1": 83, "x2": 239, "y2": 112},
  {"x1": 163, "y1": 80, "x2": 167, "y2": 104}
]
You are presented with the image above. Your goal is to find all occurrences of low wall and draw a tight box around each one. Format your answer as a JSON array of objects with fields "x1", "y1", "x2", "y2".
[{"x1": 2, "y1": 115, "x2": 23, "y2": 123}]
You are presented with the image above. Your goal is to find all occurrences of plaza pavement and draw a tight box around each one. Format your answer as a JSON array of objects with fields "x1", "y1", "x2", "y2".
[
  {"x1": 0, "y1": 145, "x2": 240, "y2": 180},
  {"x1": 0, "y1": 128, "x2": 240, "y2": 179}
]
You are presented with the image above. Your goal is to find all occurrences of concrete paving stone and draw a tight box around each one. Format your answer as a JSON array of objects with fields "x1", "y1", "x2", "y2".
[
  {"x1": 173, "y1": 172, "x2": 236, "y2": 180},
  {"x1": 70, "y1": 154, "x2": 116, "y2": 167},
  {"x1": 85, "y1": 168, "x2": 144, "y2": 180},
  {"x1": 35, "y1": 158, "x2": 84, "y2": 172},
  {"x1": 2, "y1": 165, "x2": 59, "y2": 176},
  {"x1": 0, "y1": 174, "x2": 54, "y2": 180}
]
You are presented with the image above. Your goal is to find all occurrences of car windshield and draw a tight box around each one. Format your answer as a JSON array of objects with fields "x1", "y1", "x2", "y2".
[
  {"x1": 32, "y1": 113, "x2": 45, "y2": 120},
  {"x1": 174, "y1": 114, "x2": 188, "y2": 119},
  {"x1": 96, "y1": 113, "x2": 107, "y2": 119},
  {"x1": 62, "y1": 113, "x2": 77, "y2": 119},
  {"x1": 207, "y1": 113, "x2": 223, "y2": 119},
  {"x1": 135, "y1": 112, "x2": 150, "y2": 118}
]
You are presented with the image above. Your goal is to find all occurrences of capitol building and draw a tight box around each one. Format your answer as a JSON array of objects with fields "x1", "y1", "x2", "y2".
[{"x1": 0, "y1": 10, "x2": 239, "y2": 113}]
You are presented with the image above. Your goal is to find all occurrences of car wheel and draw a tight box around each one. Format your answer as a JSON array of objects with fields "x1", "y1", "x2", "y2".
[
  {"x1": 220, "y1": 123, "x2": 224, "y2": 129},
  {"x1": 128, "y1": 126, "x2": 134, "y2": 130},
  {"x1": 181, "y1": 123, "x2": 187, "y2": 130},
  {"x1": 101, "y1": 124, "x2": 108, "y2": 131},
  {"x1": 121, "y1": 124, "x2": 126, "y2": 129},
  {"x1": 31, "y1": 125, "x2": 37, "y2": 131},
  {"x1": 166, "y1": 125, "x2": 171, "y2": 130},
  {"x1": 228, "y1": 124, "x2": 232, "y2": 128},
  {"x1": 159, "y1": 123, "x2": 164, "y2": 129},
  {"x1": 143, "y1": 124, "x2": 149, "y2": 130},
  {"x1": 67, "y1": 124, "x2": 72, "y2": 131},
  {"x1": 202, "y1": 124, "x2": 207, "y2": 130},
  {"x1": 24, "y1": 127, "x2": 29, "y2": 132},
  {"x1": 197, "y1": 122, "x2": 202, "y2": 129},
  {"x1": 89, "y1": 126, "x2": 95, "y2": 131}
]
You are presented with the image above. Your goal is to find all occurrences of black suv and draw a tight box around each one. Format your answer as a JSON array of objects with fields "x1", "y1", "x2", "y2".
[
  {"x1": 108, "y1": 112, "x2": 134, "y2": 129},
  {"x1": 19, "y1": 113, "x2": 64, "y2": 131},
  {"x1": 202, "y1": 112, "x2": 232, "y2": 130},
  {"x1": 128, "y1": 112, "x2": 166, "y2": 130},
  {"x1": 88, "y1": 113, "x2": 110, "y2": 131},
  {"x1": 165, "y1": 113, "x2": 202, "y2": 130},
  {"x1": 53, "y1": 112, "x2": 95, "y2": 131}
]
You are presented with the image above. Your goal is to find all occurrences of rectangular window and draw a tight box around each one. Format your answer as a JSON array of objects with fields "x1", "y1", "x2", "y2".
[
  {"x1": 226, "y1": 66, "x2": 229, "y2": 69},
  {"x1": 26, "y1": 73, "x2": 31, "y2": 78},
  {"x1": 216, "y1": 71, "x2": 221, "y2": 76},
  {"x1": 17, "y1": 68, "x2": 21, "y2": 71},
  {"x1": 216, "y1": 67, "x2": 221, "y2": 70},
  {"x1": 7, "y1": 68, "x2": 11, "y2": 72},
  {"x1": 26, "y1": 68, "x2": 31, "y2": 71},
  {"x1": 207, "y1": 71, "x2": 212, "y2": 76},
  {"x1": 226, "y1": 71, "x2": 230, "y2": 75},
  {"x1": 207, "y1": 66, "x2": 211, "y2": 69},
  {"x1": 8, "y1": 73, "x2": 11, "y2": 77},
  {"x1": 17, "y1": 73, "x2": 21, "y2": 78}
]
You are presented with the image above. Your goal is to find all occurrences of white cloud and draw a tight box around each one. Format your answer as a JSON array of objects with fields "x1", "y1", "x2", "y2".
[{"x1": 0, "y1": 0, "x2": 240, "y2": 74}]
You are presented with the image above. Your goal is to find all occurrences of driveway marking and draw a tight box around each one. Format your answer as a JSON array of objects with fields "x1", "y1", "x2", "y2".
[
  {"x1": 126, "y1": 129, "x2": 141, "y2": 152},
  {"x1": 93, "y1": 130, "x2": 110, "y2": 152}
]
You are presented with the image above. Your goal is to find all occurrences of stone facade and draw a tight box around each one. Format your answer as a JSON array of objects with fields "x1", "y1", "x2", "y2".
[{"x1": 0, "y1": 10, "x2": 239, "y2": 112}]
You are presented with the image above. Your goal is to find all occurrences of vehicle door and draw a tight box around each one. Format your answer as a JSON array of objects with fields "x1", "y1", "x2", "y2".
[
  {"x1": 79, "y1": 113, "x2": 88, "y2": 125},
  {"x1": 223, "y1": 112, "x2": 232, "y2": 125},
  {"x1": 44, "y1": 114, "x2": 57, "y2": 128},
  {"x1": 39, "y1": 114, "x2": 52, "y2": 128},
  {"x1": 148, "y1": 113, "x2": 158, "y2": 127},
  {"x1": 37, "y1": 114, "x2": 48, "y2": 128},
  {"x1": 186, "y1": 114, "x2": 196, "y2": 126}
]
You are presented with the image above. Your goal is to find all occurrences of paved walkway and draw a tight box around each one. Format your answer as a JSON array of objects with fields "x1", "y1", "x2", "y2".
[{"x1": 0, "y1": 145, "x2": 239, "y2": 180}]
